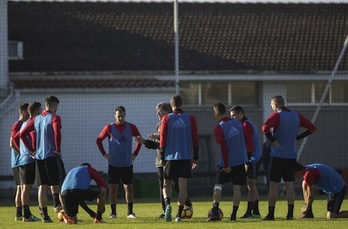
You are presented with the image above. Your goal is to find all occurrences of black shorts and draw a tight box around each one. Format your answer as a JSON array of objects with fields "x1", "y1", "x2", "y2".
[
  {"x1": 108, "y1": 165, "x2": 133, "y2": 185},
  {"x1": 12, "y1": 167, "x2": 21, "y2": 185},
  {"x1": 164, "y1": 160, "x2": 192, "y2": 180},
  {"x1": 246, "y1": 159, "x2": 262, "y2": 180},
  {"x1": 19, "y1": 163, "x2": 36, "y2": 185},
  {"x1": 268, "y1": 157, "x2": 296, "y2": 182},
  {"x1": 327, "y1": 185, "x2": 346, "y2": 214},
  {"x1": 36, "y1": 156, "x2": 66, "y2": 186},
  {"x1": 61, "y1": 186, "x2": 101, "y2": 217},
  {"x1": 216, "y1": 164, "x2": 246, "y2": 185}
]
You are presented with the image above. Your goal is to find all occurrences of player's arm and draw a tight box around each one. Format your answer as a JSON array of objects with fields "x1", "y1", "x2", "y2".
[
  {"x1": 19, "y1": 120, "x2": 35, "y2": 153},
  {"x1": 159, "y1": 115, "x2": 169, "y2": 162},
  {"x1": 96, "y1": 124, "x2": 111, "y2": 157},
  {"x1": 88, "y1": 166, "x2": 109, "y2": 192},
  {"x1": 296, "y1": 113, "x2": 316, "y2": 141},
  {"x1": 130, "y1": 124, "x2": 142, "y2": 157},
  {"x1": 11, "y1": 131, "x2": 21, "y2": 153},
  {"x1": 262, "y1": 112, "x2": 280, "y2": 143},
  {"x1": 52, "y1": 115, "x2": 62, "y2": 154},
  {"x1": 244, "y1": 122, "x2": 254, "y2": 159},
  {"x1": 214, "y1": 126, "x2": 229, "y2": 169},
  {"x1": 190, "y1": 115, "x2": 199, "y2": 161}
]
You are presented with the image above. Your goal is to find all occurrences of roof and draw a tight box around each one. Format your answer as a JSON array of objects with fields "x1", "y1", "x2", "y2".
[{"x1": 8, "y1": 2, "x2": 348, "y2": 74}]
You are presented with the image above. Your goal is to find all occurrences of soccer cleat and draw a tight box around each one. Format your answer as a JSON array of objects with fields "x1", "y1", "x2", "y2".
[
  {"x1": 158, "y1": 213, "x2": 165, "y2": 219},
  {"x1": 300, "y1": 211, "x2": 314, "y2": 219},
  {"x1": 263, "y1": 214, "x2": 275, "y2": 221},
  {"x1": 15, "y1": 216, "x2": 23, "y2": 221},
  {"x1": 206, "y1": 212, "x2": 220, "y2": 222},
  {"x1": 164, "y1": 205, "x2": 172, "y2": 222},
  {"x1": 175, "y1": 217, "x2": 182, "y2": 222},
  {"x1": 42, "y1": 216, "x2": 53, "y2": 223},
  {"x1": 230, "y1": 214, "x2": 236, "y2": 221},
  {"x1": 286, "y1": 215, "x2": 293, "y2": 220},
  {"x1": 108, "y1": 214, "x2": 117, "y2": 219},
  {"x1": 94, "y1": 218, "x2": 106, "y2": 223},
  {"x1": 251, "y1": 213, "x2": 261, "y2": 219},
  {"x1": 54, "y1": 205, "x2": 63, "y2": 214},
  {"x1": 241, "y1": 213, "x2": 253, "y2": 218},
  {"x1": 62, "y1": 214, "x2": 76, "y2": 224},
  {"x1": 127, "y1": 213, "x2": 137, "y2": 219},
  {"x1": 22, "y1": 215, "x2": 41, "y2": 222}
]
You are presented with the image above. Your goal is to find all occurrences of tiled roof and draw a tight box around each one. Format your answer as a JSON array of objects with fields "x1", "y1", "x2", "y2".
[{"x1": 8, "y1": 2, "x2": 348, "y2": 73}]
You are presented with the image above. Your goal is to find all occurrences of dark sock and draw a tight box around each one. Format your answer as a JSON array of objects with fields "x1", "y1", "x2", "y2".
[
  {"x1": 16, "y1": 206, "x2": 22, "y2": 217},
  {"x1": 246, "y1": 201, "x2": 253, "y2": 214},
  {"x1": 164, "y1": 197, "x2": 171, "y2": 207},
  {"x1": 41, "y1": 207, "x2": 49, "y2": 219},
  {"x1": 79, "y1": 201, "x2": 96, "y2": 218},
  {"x1": 231, "y1": 206, "x2": 238, "y2": 220},
  {"x1": 110, "y1": 204, "x2": 116, "y2": 215},
  {"x1": 177, "y1": 205, "x2": 184, "y2": 218},
  {"x1": 268, "y1": 206, "x2": 275, "y2": 217},
  {"x1": 287, "y1": 204, "x2": 294, "y2": 217},
  {"x1": 185, "y1": 197, "x2": 192, "y2": 207},
  {"x1": 52, "y1": 193, "x2": 61, "y2": 208},
  {"x1": 127, "y1": 203, "x2": 133, "y2": 215},
  {"x1": 253, "y1": 200, "x2": 260, "y2": 215},
  {"x1": 96, "y1": 211, "x2": 103, "y2": 220},
  {"x1": 23, "y1": 205, "x2": 31, "y2": 218}
]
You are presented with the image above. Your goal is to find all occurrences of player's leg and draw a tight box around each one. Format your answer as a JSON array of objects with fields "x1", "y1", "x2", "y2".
[
  {"x1": 327, "y1": 187, "x2": 348, "y2": 219},
  {"x1": 36, "y1": 159, "x2": 52, "y2": 222},
  {"x1": 123, "y1": 165, "x2": 136, "y2": 218},
  {"x1": 157, "y1": 167, "x2": 165, "y2": 218},
  {"x1": 13, "y1": 167, "x2": 22, "y2": 221},
  {"x1": 46, "y1": 156, "x2": 65, "y2": 213},
  {"x1": 95, "y1": 186, "x2": 107, "y2": 223},
  {"x1": 108, "y1": 165, "x2": 120, "y2": 219},
  {"x1": 163, "y1": 160, "x2": 174, "y2": 221},
  {"x1": 230, "y1": 164, "x2": 246, "y2": 221},
  {"x1": 283, "y1": 159, "x2": 297, "y2": 220}
]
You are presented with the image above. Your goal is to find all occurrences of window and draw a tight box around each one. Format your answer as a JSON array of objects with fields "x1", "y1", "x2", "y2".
[
  {"x1": 180, "y1": 81, "x2": 257, "y2": 106},
  {"x1": 8, "y1": 41, "x2": 23, "y2": 60},
  {"x1": 287, "y1": 81, "x2": 348, "y2": 105}
]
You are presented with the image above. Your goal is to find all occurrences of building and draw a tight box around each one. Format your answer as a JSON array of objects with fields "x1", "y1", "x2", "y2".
[{"x1": 1, "y1": 0, "x2": 348, "y2": 194}]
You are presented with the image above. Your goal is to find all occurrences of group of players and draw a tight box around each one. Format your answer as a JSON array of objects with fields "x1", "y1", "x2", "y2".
[{"x1": 9, "y1": 94, "x2": 348, "y2": 224}]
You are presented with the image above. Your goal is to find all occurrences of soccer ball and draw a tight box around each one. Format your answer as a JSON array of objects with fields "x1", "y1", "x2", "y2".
[
  {"x1": 207, "y1": 207, "x2": 223, "y2": 220},
  {"x1": 57, "y1": 210, "x2": 64, "y2": 221},
  {"x1": 181, "y1": 206, "x2": 193, "y2": 219}
]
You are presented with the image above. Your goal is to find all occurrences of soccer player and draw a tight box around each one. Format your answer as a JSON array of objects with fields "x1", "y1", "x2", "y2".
[
  {"x1": 13, "y1": 102, "x2": 42, "y2": 222},
  {"x1": 96, "y1": 106, "x2": 142, "y2": 219},
  {"x1": 61, "y1": 163, "x2": 108, "y2": 224},
  {"x1": 295, "y1": 163, "x2": 348, "y2": 219},
  {"x1": 230, "y1": 105, "x2": 262, "y2": 219},
  {"x1": 262, "y1": 95, "x2": 316, "y2": 220},
  {"x1": 159, "y1": 95, "x2": 199, "y2": 222},
  {"x1": 135, "y1": 102, "x2": 193, "y2": 218},
  {"x1": 10, "y1": 103, "x2": 29, "y2": 221},
  {"x1": 207, "y1": 103, "x2": 248, "y2": 222},
  {"x1": 20, "y1": 95, "x2": 65, "y2": 223}
]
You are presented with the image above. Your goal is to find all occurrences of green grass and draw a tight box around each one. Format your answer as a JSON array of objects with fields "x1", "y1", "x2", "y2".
[{"x1": 1, "y1": 197, "x2": 347, "y2": 228}]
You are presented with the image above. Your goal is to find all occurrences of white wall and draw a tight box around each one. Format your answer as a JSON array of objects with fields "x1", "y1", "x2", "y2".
[{"x1": 0, "y1": 89, "x2": 173, "y2": 189}]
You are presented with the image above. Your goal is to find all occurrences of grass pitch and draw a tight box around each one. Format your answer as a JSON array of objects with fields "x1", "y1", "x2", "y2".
[{"x1": 1, "y1": 197, "x2": 347, "y2": 228}]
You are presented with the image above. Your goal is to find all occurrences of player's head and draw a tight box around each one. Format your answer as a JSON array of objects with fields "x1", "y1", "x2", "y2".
[
  {"x1": 19, "y1": 103, "x2": 29, "y2": 120},
  {"x1": 271, "y1": 95, "x2": 285, "y2": 111},
  {"x1": 156, "y1": 102, "x2": 172, "y2": 120},
  {"x1": 45, "y1": 95, "x2": 60, "y2": 113},
  {"x1": 28, "y1": 102, "x2": 42, "y2": 117},
  {"x1": 114, "y1": 106, "x2": 126, "y2": 124},
  {"x1": 229, "y1": 105, "x2": 244, "y2": 120},
  {"x1": 212, "y1": 103, "x2": 226, "y2": 120},
  {"x1": 81, "y1": 162, "x2": 91, "y2": 167},
  {"x1": 170, "y1": 95, "x2": 182, "y2": 109}
]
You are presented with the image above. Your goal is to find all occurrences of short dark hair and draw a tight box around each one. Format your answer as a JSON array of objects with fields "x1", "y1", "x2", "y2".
[
  {"x1": 212, "y1": 103, "x2": 226, "y2": 115},
  {"x1": 115, "y1": 106, "x2": 126, "y2": 113},
  {"x1": 28, "y1": 102, "x2": 41, "y2": 116},
  {"x1": 81, "y1": 163, "x2": 91, "y2": 167},
  {"x1": 229, "y1": 105, "x2": 244, "y2": 115},
  {"x1": 19, "y1": 103, "x2": 29, "y2": 113},
  {"x1": 45, "y1": 95, "x2": 60, "y2": 106},
  {"x1": 170, "y1": 95, "x2": 182, "y2": 108},
  {"x1": 272, "y1": 95, "x2": 285, "y2": 106}
]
